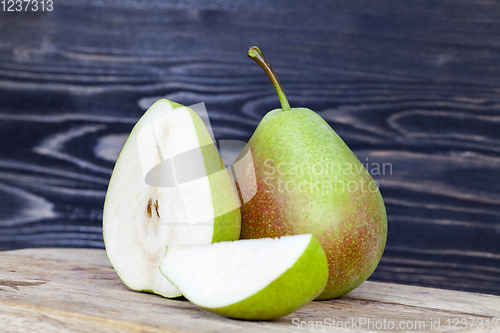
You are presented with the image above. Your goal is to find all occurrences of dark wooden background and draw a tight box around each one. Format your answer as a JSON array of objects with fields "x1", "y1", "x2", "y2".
[{"x1": 0, "y1": 0, "x2": 499, "y2": 296}]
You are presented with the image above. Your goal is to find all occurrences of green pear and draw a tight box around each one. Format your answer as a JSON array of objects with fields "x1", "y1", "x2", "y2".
[
  {"x1": 159, "y1": 234, "x2": 328, "y2": 320},
  {"x1": 103, "y1": 99, "x2": 240, "y2": 298},
  {"x1": 235, "y1": 47, "x2": 387, "y2": 300}
]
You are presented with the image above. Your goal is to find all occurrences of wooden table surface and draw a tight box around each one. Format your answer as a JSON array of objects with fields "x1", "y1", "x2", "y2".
[{"x1": 1, "y1": 248, "x2": 499, "y2": 332}]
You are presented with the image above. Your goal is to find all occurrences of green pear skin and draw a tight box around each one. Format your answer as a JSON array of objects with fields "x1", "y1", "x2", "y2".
[
  {"x1": 184, "y1": 101, "x2": 242, "y2": 243},
  {"x1": 236, "y1": 107, "x2": 387, "y2": 300}
]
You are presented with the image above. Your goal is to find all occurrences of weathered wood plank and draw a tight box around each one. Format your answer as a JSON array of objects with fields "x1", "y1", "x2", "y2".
[{"x1": 1, "y1": 249, "x2": 499, "y2": 332}]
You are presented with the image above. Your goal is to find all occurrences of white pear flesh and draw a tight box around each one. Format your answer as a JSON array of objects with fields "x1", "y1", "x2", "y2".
[
  {"x1": 160, "y1": 234, "x2": 328, "y2": 320},
  {"x1": 103, "y1": 99, "x2": 240, "y2": 298}
]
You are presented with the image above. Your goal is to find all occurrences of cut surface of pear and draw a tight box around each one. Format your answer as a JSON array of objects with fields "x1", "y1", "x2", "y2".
[
  {"x1": 103, "y1": 99, "x2": 240, "y2": 298},
  {"x1": 159, "y1": 234, "x2": 328, "y2": 320}
]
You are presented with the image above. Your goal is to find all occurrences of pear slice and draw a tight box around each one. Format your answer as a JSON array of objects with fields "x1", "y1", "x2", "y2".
[
  {"x1": 103, "y1": 99, "x2": 241, "y2": 298},
  {"x1": 159, "y1": 234, "x2": 328, "y2": 320}
]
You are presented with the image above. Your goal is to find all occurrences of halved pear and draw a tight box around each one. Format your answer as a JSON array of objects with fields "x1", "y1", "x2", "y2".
[
  {"x1": 159, "y1": 234, "x2": 328, "y2": 320},
  {"x1": 103, "y1": 99, "x2": 241, "y2": 298}
]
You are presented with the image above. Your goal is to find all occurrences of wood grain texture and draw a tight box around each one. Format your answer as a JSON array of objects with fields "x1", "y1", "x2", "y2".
[
  {"x1": 0, "y1": 0, "x2": 499, "y2": 296},
  {"x1": 1, "y1": 248, "x2": 500, "y2": 333}
]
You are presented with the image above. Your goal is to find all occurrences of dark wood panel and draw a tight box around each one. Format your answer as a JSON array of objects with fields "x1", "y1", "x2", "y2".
[{"x1": 0, "y1": 0, "x2": 499, "y2": 296}]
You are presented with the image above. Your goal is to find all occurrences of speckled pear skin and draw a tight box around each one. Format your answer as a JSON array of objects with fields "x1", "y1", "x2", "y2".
[{"x1": 236, "y1": 107, "x2": 387, "y2": 300}]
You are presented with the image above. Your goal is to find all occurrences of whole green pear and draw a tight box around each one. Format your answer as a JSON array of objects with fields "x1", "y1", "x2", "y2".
[{"x1": 235, "y1": 47, "x2": 387, "y2": 300}]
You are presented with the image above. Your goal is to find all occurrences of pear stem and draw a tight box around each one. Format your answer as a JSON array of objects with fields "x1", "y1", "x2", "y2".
[{"x1": 248, "y1": 46, "x2": 291, "y2": 111}]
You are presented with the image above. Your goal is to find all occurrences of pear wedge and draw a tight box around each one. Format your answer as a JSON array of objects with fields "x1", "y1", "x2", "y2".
[
  {"x1": 103, "y1": 99, "x2": 240, "y2": 298},
  {"x1": 160, "y1": 234, "x2": 328, "y2": 320}
]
